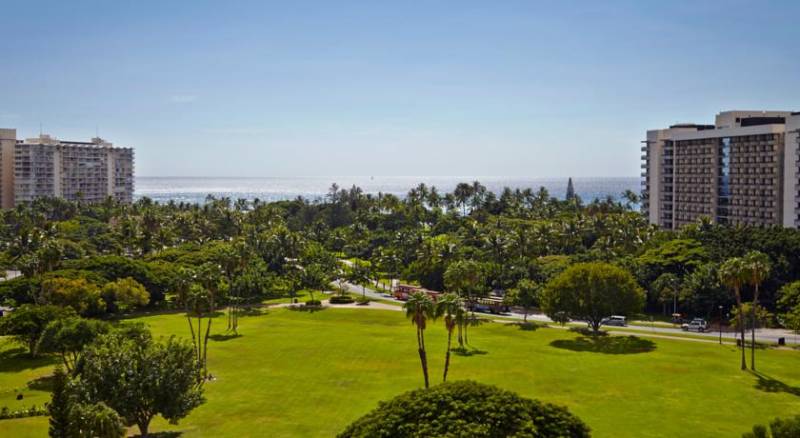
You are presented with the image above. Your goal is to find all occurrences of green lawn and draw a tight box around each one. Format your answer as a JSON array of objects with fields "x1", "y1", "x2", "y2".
[{"x1": 2, "y1": 307, "x2": 800, "y2": 437}]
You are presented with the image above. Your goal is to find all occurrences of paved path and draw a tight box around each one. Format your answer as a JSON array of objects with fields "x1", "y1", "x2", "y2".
[
  {"x1": 332, "y1": 262, "x2": 800, "y2": 345},
  {"x1": 271, "y1": 298, "x2": 400, "y2": 312},
  {"x1": 335, "y1": 274, "x2": 800, "y2": 345}
]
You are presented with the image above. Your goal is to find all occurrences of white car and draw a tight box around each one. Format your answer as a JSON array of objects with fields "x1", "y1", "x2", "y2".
[{"x1": 682, "y1": 318, "x2": 708, "y2": 332}]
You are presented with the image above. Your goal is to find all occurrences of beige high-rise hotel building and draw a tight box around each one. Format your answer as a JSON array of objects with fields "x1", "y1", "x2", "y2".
[
  {"x1": 0, "y1": 129, "x2": 134, "y2": 208},
  {"x1": 642, "y1": 110, "x2": 800, "y2": 229}
]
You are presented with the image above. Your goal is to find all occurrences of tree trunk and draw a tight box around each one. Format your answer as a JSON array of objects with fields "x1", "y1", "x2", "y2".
[
  {"x1": 203, "y1": 318, "x2": 212, "y2": 378},
  {"x1": 736, "y1": 288, "x2": 746, "y2": 370},
  {"x1": 187, "y1": 315, "x2": 199, "y2": 363},
  {"x1": 523, "y1": 309, "x2": 528, "y2": 322},
  {"x1": 457, "y1": 322, "x2": 463, "y2": 347},
  {"x1": 751, "y1": 284, "x2": 759, "y2": 371},
  {"x1": 138, "y1": 418, "x2": 151, "y2": 438},
  {"x1": 443, "y1": 325, "x2": 453, "y2": 382},
  {"x1": 417, "y1": 328, "x2": 429, "y2": 388}
]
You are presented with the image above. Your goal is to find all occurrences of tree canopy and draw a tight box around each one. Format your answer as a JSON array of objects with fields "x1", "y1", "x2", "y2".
[
  {"x1": 541, "y1": 262, "x2": 645, "y2": 333},
  {"x1": 338, "y1": 380, "x2": 589, "y2": 438}
]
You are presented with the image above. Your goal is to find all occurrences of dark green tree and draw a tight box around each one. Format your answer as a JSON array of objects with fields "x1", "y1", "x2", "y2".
[
  {"x1": 49, "y1": 366, "x2": 72, "y2": 438},
  {"x1": 0, "y1": 304, "x2": 74, "y2": 357},
  {"x1": 37, "y1": 317, "x2": 111, "y2": 373},
  {"x1": 338, "y1": 381, "x2": 589, "y2": 438},
  {"x1": 541, "y1": 262, "x2": 644, "y2": 334},
  {"x1": 77, "y1": 333, "x2": 205, "y2": 437}
]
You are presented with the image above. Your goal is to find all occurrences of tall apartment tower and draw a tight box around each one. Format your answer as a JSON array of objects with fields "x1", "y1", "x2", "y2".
[
  {"x1": 0, "y1": 130, "x2": 134, "y2": 207},
  {"x1": 0, "y1": 128, "x2": 16, "y2": 209},
  {"x1": 642, "y1": 110, "x2": 800, "y2": 229}
]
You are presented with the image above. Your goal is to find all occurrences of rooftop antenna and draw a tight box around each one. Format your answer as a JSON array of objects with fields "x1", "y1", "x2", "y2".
[{"x1": 39, "y1": 122, "x2": 42, "y2": 136}]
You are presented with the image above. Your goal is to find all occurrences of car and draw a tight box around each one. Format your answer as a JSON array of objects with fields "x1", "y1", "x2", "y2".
[
  {"x1": 682, "y1": 318, "x2": 708, "y2": 332},
  {"x1": 599, "y1": 315, "x2": 627, "y2": 327}
]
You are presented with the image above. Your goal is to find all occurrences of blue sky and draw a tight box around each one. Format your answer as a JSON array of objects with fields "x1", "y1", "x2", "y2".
[{"x1": 1, "y1": 1, "x2": 799, "y2": 177}]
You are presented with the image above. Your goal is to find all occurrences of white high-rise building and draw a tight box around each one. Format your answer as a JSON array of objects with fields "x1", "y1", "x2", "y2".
[
  {"x1": 642, "y1": 110, "x2": 800, "y2": 229},
  {"x1": 0, "y1": 130, "x2": 134, "y2": 208}
]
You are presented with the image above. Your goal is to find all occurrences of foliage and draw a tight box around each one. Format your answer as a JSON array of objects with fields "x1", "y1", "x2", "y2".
[
  {"x1": 62, "y1": 256, "x2": 171, "y2": 304},
  {"x1": 101, "y1": 277, "x2": 149, "y2": 312},
  {"x1": 743, "y1": 416, "x2": 800, "y2": 438},
  {"x1": 337, "y1": 380, "x2": 589, "y2": 438},
  {"x1": 49, "y1": 366, "x2": 127, "y2": 438},
  {"x1": 444, "y1": 259, "x2": 486, "y2": 303},
  {"x1": 76, "y1": 333, "x2": 205, "y2": 437},
  {"x1": 729, "y1": 303, "x2": 774, "y2": 330},
  {"x1": 506, "y1": 278, "x2": 540, "y2": 321},
  {"x1": 37, "y1": 317, "x2": 111, "y2": 372},
  {"x1": 404, "y1": 291, "x2": 436, "y2": 388},
  {"x1": 40, "y1": 277, "x2": 105, "y2": 316},
  {"x1": 70, "y1": 402, "x2": 126, "y2": 438},
  {"x1": 0, "y1": 304, "x2": 75, "y2": 356},
  {"x1": 541, "y1": 262, "x2": 644, "y2": 333},
  {"x1": 49, "y1": 366, "x2": 71, "y2": 438},
  {"x1": 777, "y1": 281, "x2": 800, "y2": 331},
  {"x1": 0, "y1": 404, "x2": 48, "y2": 419}
]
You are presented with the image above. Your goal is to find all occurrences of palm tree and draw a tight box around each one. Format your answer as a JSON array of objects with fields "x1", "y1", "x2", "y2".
[
  {"x1": 453, "y1": 183, "x2": 473, "y2": 216},
  {"x1": 744, "y1": 251, "x2": 770, "y2": 371},
  {"x1": 719, "y1": 257, "x2": 749, "y2": 370},
  {"x1": 436, "y1": 293, "x2": 462, "y2": 382},
  {"x1": 404, "y1": 291, "x2": 435, "y2": 388}
]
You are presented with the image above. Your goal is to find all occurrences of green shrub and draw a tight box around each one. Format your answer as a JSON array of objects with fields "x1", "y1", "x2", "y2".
[
  {"x1": 329, "y1": 296, "x2": 355, "y2": 304},
  {"x1": 338, "y1": 380, "x2": 589, "y2": 438},
  {"x1": 355, "y1": 296, "x2": 370, "y2": 306},
  {"x1": 0, "y1": 404, "x2": 48, "y2": 419},
  {"x1": 744, "y1": 415, "x2": 800, "y2": 438},
  {"x1": 305, "y1": 299, "x2": 322, "y2": 307}
]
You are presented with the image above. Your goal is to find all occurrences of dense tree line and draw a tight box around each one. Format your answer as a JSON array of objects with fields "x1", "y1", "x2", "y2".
[{"x1": 2, "y1": 182, "x2": 800, "y2": 327}]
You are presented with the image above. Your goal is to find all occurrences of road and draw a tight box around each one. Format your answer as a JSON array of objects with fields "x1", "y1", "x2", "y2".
[{"x1": 335, "y1": 278, "x2": 800, "y2": 345}]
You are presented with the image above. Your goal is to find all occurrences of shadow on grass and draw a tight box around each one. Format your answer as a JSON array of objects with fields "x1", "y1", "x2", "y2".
[
  {"x1": 550, "y1": 335, "x2": 656, "y2": 355},
  {"x1": 753, "y1": 372, "x2": 800, "y2": 397},
  {"x1": 133, "y1": 432, "x2": 182, "y2": 438},
  {"x1": 452, "y1": 346, "x2": 488, "y2": 357},
  {"x1": 27, "y1": 375, "x2": 55, "y2": 391},
  {"x1": 568, "y1": 327, "x2": 608, "y2": 336},
  {"x1": 287, "y1": 305, "x2": 327, "y2": 313},
  {"x1": 515, "y1": 322, "x2": 541, "y2": 331},
  {"x1": 114, "y1": 309, "x2": 225, "y2": 322},
  {"x1": 237, "y1": 307, "x2": 267, "y2": 318},
  {"x1": 209, "y1": 333, "x2": 242, "y2": 342},
  {"x1": 0, "y1": 347, "x2": 57, "y2": 373}
]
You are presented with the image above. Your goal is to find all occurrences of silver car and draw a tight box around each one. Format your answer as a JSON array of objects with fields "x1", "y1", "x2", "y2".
[
  {"x1": 682, "y1": 318, "x2": 708, "y2": 332},
  {"x1": 600, "y1": 315, "x2": 627, "y2": 327}
]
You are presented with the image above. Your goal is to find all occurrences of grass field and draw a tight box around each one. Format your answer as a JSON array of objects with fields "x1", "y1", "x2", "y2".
[{"x1": 2, "y1": 306, "x2": 800, "y2": 437}]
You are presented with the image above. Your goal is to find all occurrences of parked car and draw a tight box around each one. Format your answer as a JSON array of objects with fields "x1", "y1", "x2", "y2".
[
  {"x1": 599, "y1": 315, "x2": 627, "y2": 327},
  {"x1": 682, "y1": 318, "x2": 708, "y2": 332}
]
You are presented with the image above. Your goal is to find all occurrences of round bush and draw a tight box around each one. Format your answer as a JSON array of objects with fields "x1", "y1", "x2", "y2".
[
  {"x1": 329, "y1": 296, "x2": 355, "y2": 304},
  {"x1": 337, "y1": 380, "x2": 589, "y2": 438},
  {"x1": 304, "y1": 299, "x2": 322, "y2": 307}
]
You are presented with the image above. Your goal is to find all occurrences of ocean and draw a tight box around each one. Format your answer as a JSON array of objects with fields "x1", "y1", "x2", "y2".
[{"x1": 134, "y1": 176, "x2": 640, "y2": 206}]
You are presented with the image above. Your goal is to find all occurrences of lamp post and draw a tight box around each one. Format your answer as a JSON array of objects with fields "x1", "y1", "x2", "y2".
[{"x1": 718, "y1": 305, "x2": 723, "y2": 345}]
